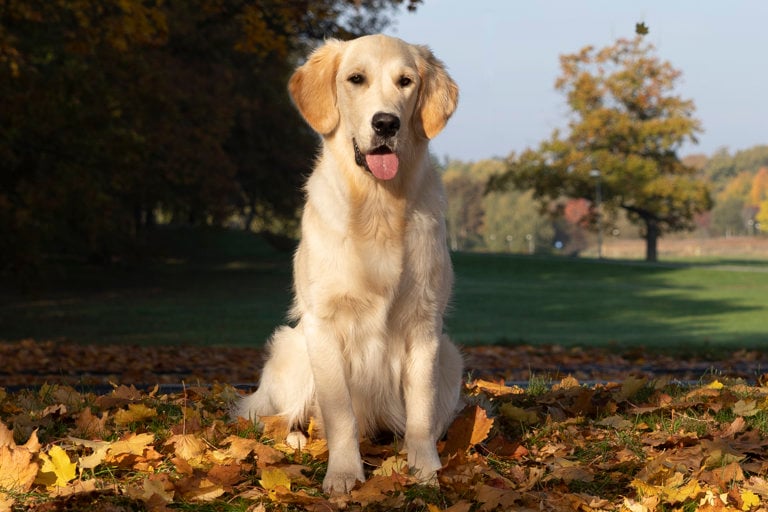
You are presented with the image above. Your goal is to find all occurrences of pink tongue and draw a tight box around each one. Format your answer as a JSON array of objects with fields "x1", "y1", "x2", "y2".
[{"x1": 365, "y1": 153, "x2": 399, "y2": 180}]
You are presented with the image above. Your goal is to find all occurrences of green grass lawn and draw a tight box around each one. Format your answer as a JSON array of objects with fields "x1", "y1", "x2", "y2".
[{"x1": 2, "y1": 229, "x2": 767, "y2": 352}]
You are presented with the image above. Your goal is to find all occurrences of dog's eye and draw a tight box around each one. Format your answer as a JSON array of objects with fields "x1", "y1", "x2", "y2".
[
  {"x1": 398, "y1": 76, "x2": 413, "y2": 87},
  {"x1": 348, "y1": 74, "x2": 365, "y2": 85}
]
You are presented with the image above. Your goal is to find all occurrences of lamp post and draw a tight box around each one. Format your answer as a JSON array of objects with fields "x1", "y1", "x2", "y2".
[{"x1": 589, "y1": 169, "x2": 603, "y2": 259}]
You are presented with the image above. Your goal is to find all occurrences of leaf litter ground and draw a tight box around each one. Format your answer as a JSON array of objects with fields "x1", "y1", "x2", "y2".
[{"x1": 1, "y1": 339, "x2": 768, "y2": 511}]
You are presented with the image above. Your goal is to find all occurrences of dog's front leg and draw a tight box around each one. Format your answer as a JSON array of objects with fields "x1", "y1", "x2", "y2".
[
  {"x1": 303, "y1": 315, "x2": 364, "y2": 494},
  {"x1": 404, "y1": 336, "x2": 442, "y2": 482}
]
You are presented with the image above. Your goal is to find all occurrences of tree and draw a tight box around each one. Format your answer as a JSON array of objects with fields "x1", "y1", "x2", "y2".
[
  {"x1": 489, "y1": 36, "x2": 712, "y2": 261},
  {"x1": 443, "y1": 162, "x2": 484, "y2": 251},
  {"x1": 0, "y1": 0, "x2": 420, "y2": 272}
]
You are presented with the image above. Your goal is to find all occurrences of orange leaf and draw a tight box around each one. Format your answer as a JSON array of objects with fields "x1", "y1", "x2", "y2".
[{"x1": 442, "y1": 406, "x2": 494, "y2": 455}]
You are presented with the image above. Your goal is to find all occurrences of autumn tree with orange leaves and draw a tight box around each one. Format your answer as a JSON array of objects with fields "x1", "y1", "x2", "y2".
[{"x1": 489, "y1": 35, "x2": 712, "y2": 261}]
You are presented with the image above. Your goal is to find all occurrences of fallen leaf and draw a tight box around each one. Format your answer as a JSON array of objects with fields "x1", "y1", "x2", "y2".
[
  {"x1": 372, "y1": 455, "x2": 408, "y2": 477},
  {"x1": 442, "y1": 406, "x2": 494, "y2": 455},
  {"x1": 260, "y1": 467, "x2": 291, "y2": 500},
  {"x1": 350, "y1": 474, "x2": 402, "y2": 507},
  {"x1": 0, "y1": 445, "x2": 39, "y2": 492},
  {"x1": 552, "y1": 375, "x2": 580, "y2": 391},
  {"x1": 0, "y1": 422, "x2": 14, "y2": 448},
  {"x1": 472, "y1": 379, "x2": 524, "y2": 398},
  {"x1": 499, "y1": 403, "x2": 538, "y2": 425},
  {"x1": 740, "y1": 489, "x2": 760, "y2": 510},
  {"x1": 165, "y1": 434, "x2": 207, "y2": 464},
  {"x1": 733, "y1": 399, "x2": 760, "y2": 417},
  {"x1": 616, "y1": 375, "x2": 648, "y2": 402},
  {"x1": 597, "y1": 414, "x2": 634, "y2": 430},
  {"x1": 126, "y1": 475, "x2": 175, "y2": 507},
  {"x1": 35, "y1": 445, "x2": 77, "y2": 488},
  {"x1": 0, "y1": 491, "x2": 14, "y2": 512},
  {"x1": 114, "y1": 403, "x2": 157, "y2": 425},
  {"x1": 68, "y1": 437, "x2": 111, "y2": 470}
]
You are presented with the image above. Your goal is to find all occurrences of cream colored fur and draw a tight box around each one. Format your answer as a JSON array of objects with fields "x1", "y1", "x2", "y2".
[{"x1": 237, "y1": 34, "x2": 462, "y2": 494}]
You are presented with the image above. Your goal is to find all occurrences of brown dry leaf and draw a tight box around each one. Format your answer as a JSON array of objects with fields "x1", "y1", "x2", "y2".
[
  {"x1": 214, "y1": 435, "x2": 259, "y2": 463},
  {"x1": 177, "y1": 475, "x2": 225, "y2": 502},
  {"x1": 552, "y1": 375, "x2": 580, "y2": 391},
  {"x1": 733, "y1": 399, "x2": 760, "y2": 417},
  {"x1": 701, "y1": 438, "x2": 746, "y2": 469},
  {"x1": 252, "y1": 443, "x2": 286, "y2": 468},
  {"x1": 74, "y1": 408, "x2": 110, "y2": 437},
  {"x1": 596, "y1": 414, "x2": 634, "y2": 430},
  {"x1": 616, "y1": 375, "x2": 648, "y2": 402},
  {"x1": 350, "y1": 474, "x2": 402, "y2": 507},
  {"x1": 165, "y1": 434, "x2": 207, "y2": 465},
  {"x1": 545, "y1": 457, "x2": 594, "y2": 483},
  {"x1": 95, "y1": 384, "x2": 143, "y2": 409},
  {"x1": 475, "y1": 484, "x2": 520, "y2": 511},
  {"x1": 48, "y1": 478, "x2": 99, "y2": 498},
  {"x1": 0, "y1": 444, "x2": 39, "y2": 492},
  {"x1": 259, "y1": 415, "x2": 290, "y2": 442},
  {"x1": 207, "y1": 463, "x2": 243, "y2": 488},
  {"x1": 441, "y1": 501, "x2": 473, "y2": 512},
  {"x1": 0, "y1": 422, "x2": 15, "y2": 448},
  {"x1": 0, "y1": 421, "x2": 40, "y2": 492},
  {"x1": 442, "y1": 406, "x2": 494, "y2": 455},
  {"x1": 125, "y1": 475, "x2": 175, "y2": 511},
  {"x1": 720, "y1": 416, "x2": 747, "y2": 438}
]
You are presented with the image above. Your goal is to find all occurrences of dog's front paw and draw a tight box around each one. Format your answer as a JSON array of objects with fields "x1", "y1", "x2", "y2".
[
  {"x1": 407, "y1": 439, "x2": 442, "y2": 484},
  {"x1": 322, "y1": 469, "x2": 364, "y2": 494}
]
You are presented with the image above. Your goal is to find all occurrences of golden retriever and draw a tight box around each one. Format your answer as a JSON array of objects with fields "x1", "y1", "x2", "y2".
[{"x1": 237, "y1": 34, "x2": 462, "y2": 494}]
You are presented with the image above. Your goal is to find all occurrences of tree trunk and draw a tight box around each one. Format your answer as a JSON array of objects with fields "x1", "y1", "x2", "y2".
[{"x1": 644, "y1": 217, "x2": 660, "y2": 262}]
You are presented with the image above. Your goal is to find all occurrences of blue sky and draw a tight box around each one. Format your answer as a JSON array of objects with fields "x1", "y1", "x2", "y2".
[{"x1": 384, "y1": 0, "x2": 768, "y2": 162}]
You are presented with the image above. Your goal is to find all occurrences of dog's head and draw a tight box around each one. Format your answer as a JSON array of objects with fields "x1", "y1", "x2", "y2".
[{"x1": 288, "y1": 35, "x2": 458, "y2": 181}]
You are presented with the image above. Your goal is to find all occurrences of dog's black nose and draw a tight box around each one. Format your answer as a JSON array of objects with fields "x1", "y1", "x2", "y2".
[{"x1": 372, "y1": 112, "x2": 400, "y2": 137}]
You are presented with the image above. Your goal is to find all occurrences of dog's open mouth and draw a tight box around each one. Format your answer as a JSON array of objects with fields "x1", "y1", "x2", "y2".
[{"x1": 354, "y1": 139, "x2": 399, "y2": 181}]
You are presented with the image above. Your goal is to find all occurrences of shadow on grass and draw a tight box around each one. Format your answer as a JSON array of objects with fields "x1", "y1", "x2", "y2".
[
  {"x1": 2, "y1": 230, "x2": 767, "y2": 355},
  {"x1": 449, "y1": 252, "x2": 768, "y2": 354}
]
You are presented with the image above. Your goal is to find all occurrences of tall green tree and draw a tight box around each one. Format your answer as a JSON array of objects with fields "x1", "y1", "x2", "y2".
[{"x1": 489, "y1": 36, "x2": 711, "y2": 261}]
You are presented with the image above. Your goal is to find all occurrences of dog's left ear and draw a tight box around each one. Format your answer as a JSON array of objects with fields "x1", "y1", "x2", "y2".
[
  {"x1": 288, "y1": 40, "x2": 344, "y2": 135},
  {"x1": 414, "y1": 46, "x2": 459, "y2": 139}
]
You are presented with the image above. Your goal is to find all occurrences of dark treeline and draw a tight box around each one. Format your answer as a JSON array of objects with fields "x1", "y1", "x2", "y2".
[{"x1": 0, "y1": 0, "x2": 420, "y2": 273}]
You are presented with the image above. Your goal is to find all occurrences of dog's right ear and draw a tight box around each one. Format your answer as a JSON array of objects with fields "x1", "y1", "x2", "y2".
[{"x1": 288, "y1": 40, "x2": 343, "y2": 136}]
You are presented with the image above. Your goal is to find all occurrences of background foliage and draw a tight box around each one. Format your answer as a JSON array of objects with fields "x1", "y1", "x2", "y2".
[{"x1": 0, "y1": 0, "x2": 420, "y2": 273}]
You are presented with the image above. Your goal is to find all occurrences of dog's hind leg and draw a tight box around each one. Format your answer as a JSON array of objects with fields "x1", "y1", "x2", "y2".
[{"x1": 235, "y1": 325, "x2": 315, "y2": 429}]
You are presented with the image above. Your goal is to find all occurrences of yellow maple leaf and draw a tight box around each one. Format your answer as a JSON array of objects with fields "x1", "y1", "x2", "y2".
[
  {"x1": 662, "y1": 478, "x2": 701, "y2": 505},
  {"x1": 108, "y1": 432, "x2": 155, "y2": 457},
  {"x1": 372, "y1": 455, "x2": 408, "y2": 477},
  {"x1": 114, "y1": 403, "x2": 157, "y2": 426},
  {"x1": 260, "y1": 467, "x2": 291, "y2": 500},
  {"x1": 35, "y1": 446, "x2": 77, "y2": 488},
  {"x1": 741, "y1": 490, "x2": 760, "y2": 510},
  {"x1": 706, "y1": 380, "x2": 724, "y2": 390}
]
